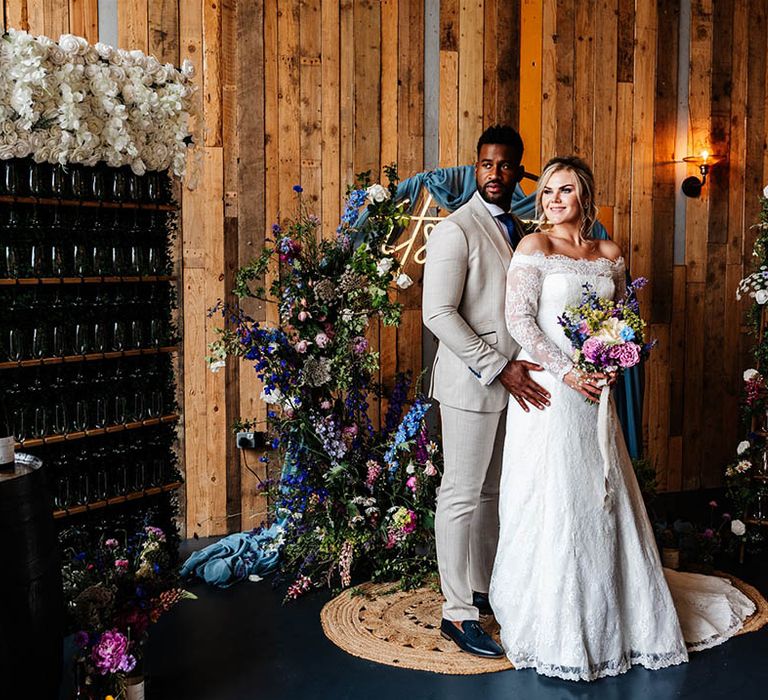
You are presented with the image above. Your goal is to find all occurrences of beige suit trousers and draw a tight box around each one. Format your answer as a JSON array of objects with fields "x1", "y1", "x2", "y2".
[{"x1": 436, "y1": 403, "x2": 506, "y2": 621}]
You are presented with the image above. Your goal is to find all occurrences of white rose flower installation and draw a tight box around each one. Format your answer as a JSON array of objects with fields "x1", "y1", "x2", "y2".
[
  {"x1": 731, "y1": 519, "x2": 746, "y2": 537},
  {"x1": 0, "y1": 29, "x2": 198, "y2": 178}
]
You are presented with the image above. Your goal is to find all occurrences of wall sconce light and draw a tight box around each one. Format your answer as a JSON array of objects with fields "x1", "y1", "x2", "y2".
[{"x1": 682, "y1": 150, "x2": 724, "y2": 197}]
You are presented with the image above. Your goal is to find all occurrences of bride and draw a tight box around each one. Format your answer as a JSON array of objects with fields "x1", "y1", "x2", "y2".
[{"x1": 488, "y1": 156, "x2": 755, "y2": 681}]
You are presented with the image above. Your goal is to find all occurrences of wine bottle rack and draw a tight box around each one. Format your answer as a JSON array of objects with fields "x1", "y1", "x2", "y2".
[
  {"x1": 0, "y1": 346, "x2": 177, "y2": 370},
  {"x1": 0, "y1": 194, "x2": 176, "y2": 211},
  {"x1": 14, "y1": 414, "x2": 180, "y2": 449},
  {"x1": 0, "y1": 157, "x2": 182, "y2": 535},
  {"x1": 0, "y1": 276, "x2": 176, "y2": 286},
  {"x1": 53, "y1": 481, "x2": 183, "y2": 520}
]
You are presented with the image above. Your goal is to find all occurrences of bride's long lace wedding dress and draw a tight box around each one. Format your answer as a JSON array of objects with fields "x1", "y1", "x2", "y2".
[{"x1": 488, "y1": 252, "x2": 755, "y2": 682}]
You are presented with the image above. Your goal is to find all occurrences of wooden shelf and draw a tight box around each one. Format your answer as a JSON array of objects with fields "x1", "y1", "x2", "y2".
[
  {"x1": 0, "y1": 194, "x2": 176, "y2": 211},
  {"x1": 0, "y1": 346, "x2": 178, "y2": 370},
  {"x1": 0, "y1": 275, "x2": 175, "y2": 286},
  {"x1": 15, "y1": 413, "x2": 180, "y2": 449},
  {"x1": 53, "y1": 481, "x2": 183, "y2": 519}
]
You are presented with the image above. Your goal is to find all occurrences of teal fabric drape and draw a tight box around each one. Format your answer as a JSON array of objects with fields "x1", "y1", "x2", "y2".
[{"x1": 369, "y1": 164, "x2": 643, "y2": 458}]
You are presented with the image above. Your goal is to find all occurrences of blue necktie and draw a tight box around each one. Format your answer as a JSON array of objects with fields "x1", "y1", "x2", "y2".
[{"x1": 496, "y1": 213, "x2": 520, "y2": 249}]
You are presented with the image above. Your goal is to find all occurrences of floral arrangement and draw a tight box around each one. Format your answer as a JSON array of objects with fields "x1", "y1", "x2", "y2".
[
  {"x1": 725, "y1": 185, "x2": 768, "y2": 552},
  {"x1": 0, "y1": 29, "x2": 197, "y2": 176},
  {"x1": 207, "y1": 168, "x2": 443, "y2": 597},
  {"x1": 558, "y1": 277, "x2": 653, "y2": 382},
  {"x1": 62, "y1": 525, "x2": 195, "y2": 697}
]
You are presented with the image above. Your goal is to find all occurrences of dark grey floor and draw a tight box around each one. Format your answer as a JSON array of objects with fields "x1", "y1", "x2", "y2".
[{"x1": 142, "y1": 538, "x2": 768, "y2": 700}]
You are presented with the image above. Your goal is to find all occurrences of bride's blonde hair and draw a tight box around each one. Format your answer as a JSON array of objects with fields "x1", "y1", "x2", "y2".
[{"x1": 535, "y1": 156, "x2": 599, "y2": 239}]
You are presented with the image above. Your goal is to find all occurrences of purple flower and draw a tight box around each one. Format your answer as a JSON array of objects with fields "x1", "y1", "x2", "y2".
[
  {"x1": 351, "y1": 336, "x2": 369, "y2": 354},
  {"x1": 74, "y1": 631, "x2": 90, "y2": 649},
  {"x1": 703, "y1": 528, "x2": 715, "y2": 539},
  {"x1": 609, "y1": 342, "x2": 641, "y2": 368},
  {"x1": 91, "y1": 630, "x2": 136, "y2": 675},
  {"x1": 104, "y1": 538, "x2": 118, "y2": 548},
  {"x1": 293, "y1": 184, "x2": 303, "y2": 193},
  {"x1": 582, "y1": 337, "x2": 607, "y2": 364}
]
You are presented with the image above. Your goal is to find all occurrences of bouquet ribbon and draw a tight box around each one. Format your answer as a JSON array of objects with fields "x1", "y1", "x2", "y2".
[{"x1": 596, "y1": 384, "x2": 613, "y2": 510}]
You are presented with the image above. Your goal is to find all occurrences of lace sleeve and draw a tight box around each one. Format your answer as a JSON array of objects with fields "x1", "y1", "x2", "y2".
[{"x1": 505, "y1": 261, "x2": 574, "y2": 380}]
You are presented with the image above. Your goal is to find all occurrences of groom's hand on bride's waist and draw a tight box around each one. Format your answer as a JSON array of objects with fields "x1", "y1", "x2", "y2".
[{"x1": 499, "y1": 360, "x2": 550, "y2": 412}]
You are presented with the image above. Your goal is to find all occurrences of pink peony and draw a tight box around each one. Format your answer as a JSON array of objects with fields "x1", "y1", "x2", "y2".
[
  {"x1": 104, "y1": 538, "x2": 118, "y2": 548},
  {"x1": 91, "y1": 629, "x2": 136, "y2": 675},
  {"x1": 406, "y1": 476, "x2": 417, "y2": 492},
  {"x1": 297, "y1": 311, "x2": 310, "y2": 322},
  {"x1": 582, "y1": 337, "x2": 607, "y2": 364},
  {"x1": 320, "y1": 399, "x2": 332, "y2": 410},
  {"x1": 114, "y1": 559, "x2": 129, "y2": 570},
  {"x1": 295, "y1": 339, "x2": 310, "y2": 353},
  {"x1": 315, "y1": 332, "x2": 330, "y2": 348},
  {"x1": 609, "y1": 342, "x2": 641, "y2": 368}
]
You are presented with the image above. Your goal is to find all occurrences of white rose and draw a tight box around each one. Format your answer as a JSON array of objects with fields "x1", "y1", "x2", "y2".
[
  {"x1": 180, "y1": 59, "x2": 196, "y2": 78},
  {"x1": 763, "y1": 184, "x2": 768, "y2": 199},
  {"x1": 366, "y1": 183, "x2": 390, "y2": 203},
  {"x1": 744, "y1": 368, "x2": 760, "y2": 382},
  {"x1": 376, "y1": 257, "x2": 394, "y2": 276},
  {"x1": 737, "y1": 440, "x2": 750, "y2": 455},
  {"x1": 396, "y1": 273, "x2": 414, "y2": 289},
  {"x1": 59, "y1": 34, "x2": 88, "y2": 56},
  {"x1": 731, "y1": 519, "x2": 746, "y2": 537},
  {"x1": 95, "y1": 42, "x2": 114, "y2": 60},
  {"x1": 756, "y1": 289, "x2": 768, "y2": 305}
]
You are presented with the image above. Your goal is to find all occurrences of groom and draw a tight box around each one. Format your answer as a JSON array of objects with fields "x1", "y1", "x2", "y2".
[{"x1": 422, "y1": 125, "x2": 550, "y2": 657}]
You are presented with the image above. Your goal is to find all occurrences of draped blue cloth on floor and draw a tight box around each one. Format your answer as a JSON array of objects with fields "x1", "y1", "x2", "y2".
[
  {"x1": 362, "y1": 164, "x2": 643, "y2": 459},
  {"x1": 179, "y1": 523, "x2": 283, "y2": 587}
]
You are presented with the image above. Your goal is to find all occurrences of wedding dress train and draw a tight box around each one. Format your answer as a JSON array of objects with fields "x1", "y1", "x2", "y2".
[{"x1": 488, "y1": 252, "x2": 755, "y2": 681}]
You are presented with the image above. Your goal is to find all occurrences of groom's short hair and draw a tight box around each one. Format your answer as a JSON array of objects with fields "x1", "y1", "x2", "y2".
[{"x1": 477, "y1": 125, "x2": 524, "y2": 164}]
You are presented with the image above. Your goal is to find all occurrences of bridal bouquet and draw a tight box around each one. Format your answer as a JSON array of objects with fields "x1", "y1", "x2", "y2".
[{"x1": 558, "y1": 277, "x2": 654, "y2": 378}]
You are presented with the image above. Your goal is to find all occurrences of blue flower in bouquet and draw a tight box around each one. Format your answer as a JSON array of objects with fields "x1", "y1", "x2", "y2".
[{"x1": 384, "y1": 398, "x2": 432, "y2": 476}]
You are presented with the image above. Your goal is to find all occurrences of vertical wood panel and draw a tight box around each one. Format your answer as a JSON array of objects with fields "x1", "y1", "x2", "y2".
[
  {"x1": 301, "y1": 0, "x2": 324, "y2": 209},
  {"x1": 519, "y1": 0, "x2": 542, "y2": 174},
  {"x1": 43, "y1": 0, "x2": 68, "y2": 37},
  {"x1": 321, "y1": 0, "x2": 341, "y2": 238},
  {"x1": 592, "y1": 0, "x2": 617, "y2": 205},
  {"x1": 69, "y1": 0, "x2": 98, "y2": 42},
  {"x1": 554, "y1": 0, "x2": 574, "y2": 156},
  {"x1": 380, "y1": 0, "x2": 398, "y2": 177},
  {"x1": 118, "y1": 0, "x2": 148, "y2": 51},
  {"x1": 651, "y1": 0, "x2": 679, "y2": 325},
  {"x1": 352, "y1": 0, "x2": 380, "y2": 176},
  {"x1": 540, "y1": 0, "x2": 556, "y2": 166},
  {"x1": 573, "y1": 0, "x2": 594, "y2": 161},
  {"x1": 148, "y1": 0, "x2": 179, "y2": 64},
  {"x1": 457, "y1": 0, "x2": 483, "y2": 164},
  {"x1": 4, "y1": 0, "x2": 29, "y2": 31}
]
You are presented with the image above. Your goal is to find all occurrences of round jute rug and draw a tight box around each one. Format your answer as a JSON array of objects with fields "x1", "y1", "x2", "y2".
[{"x1": 320, "y1": 574, "x2": 768, "y2": 675}]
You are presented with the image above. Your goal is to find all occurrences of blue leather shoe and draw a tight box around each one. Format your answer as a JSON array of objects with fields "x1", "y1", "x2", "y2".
[
  {"x1": 472, "y1": 591, "x2": 493, "y2": 616},
  {"x1": 440, "y1": 619, "x2": 504, "y2": 658}
]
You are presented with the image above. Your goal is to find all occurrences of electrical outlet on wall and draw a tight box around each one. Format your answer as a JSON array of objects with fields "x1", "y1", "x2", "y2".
[{"x1": 236, "y1": 431, "x2": 257, "y2": 450}]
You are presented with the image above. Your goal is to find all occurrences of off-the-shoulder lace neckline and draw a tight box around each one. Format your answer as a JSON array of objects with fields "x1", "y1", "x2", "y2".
[{"x1": 513, "y1": 250, "x2": 625, "y2": 267}]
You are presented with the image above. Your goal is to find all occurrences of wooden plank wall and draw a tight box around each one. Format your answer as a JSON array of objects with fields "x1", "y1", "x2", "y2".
[{"x1": 5, "y1": 1, "x2": 767, "y2": 533}]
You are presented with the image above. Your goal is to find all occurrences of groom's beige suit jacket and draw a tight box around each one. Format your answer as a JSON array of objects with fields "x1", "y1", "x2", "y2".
[{"x1": 422, "y1": 191, "x2": 522, "y2": 413}]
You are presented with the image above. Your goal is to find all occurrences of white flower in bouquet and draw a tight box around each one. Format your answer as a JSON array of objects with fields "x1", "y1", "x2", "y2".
[
  {"x1": 756, "y1": 289, "x2": 768, "y2": 305},
  {"x1": 731, "y1": 519, "x2": 746, "y2": 537},
  {"x1": 737, "y1": 440, "x2": 751, "y2": 455},
  {"x1": 376, "y1": 257, "x2": 394, "y2": 276},
  {"x1": 396, "y1": 273, "x2": 414, "y2": 289},
  {"x1": 735, "y1": 460, "x2": 752, "y2": 474},
  {"x1": 763, "y1": 184, "x2": 768, "y2": 199},
  {"x1": 260, "y1": 387, "x2": 283, "y2": 405},
  {"x1": 405, "y1": 462, "x2": 416, "y2": 475},
  {"x1": 744, "y1": 368, "x2": 760, "y2": 382},
  {"x1": 366, "y1": 183, "x2": 390, "y2": 203}
]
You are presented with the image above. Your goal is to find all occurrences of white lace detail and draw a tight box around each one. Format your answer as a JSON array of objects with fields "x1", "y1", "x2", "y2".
[
  {"x1": 490, "y1": 255, "x2": 755, "y2": 683},
  {"x1": 506, "y1": 648, "x2": 688, "y2": 682},
  {"x1": 505, "y1": 262, "x2": 574, "y2": 379}
]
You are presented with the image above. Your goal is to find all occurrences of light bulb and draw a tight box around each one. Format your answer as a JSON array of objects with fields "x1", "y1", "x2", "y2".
[{"x1": 701, "y1": 150, "x2": 709, "y2": 162}]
